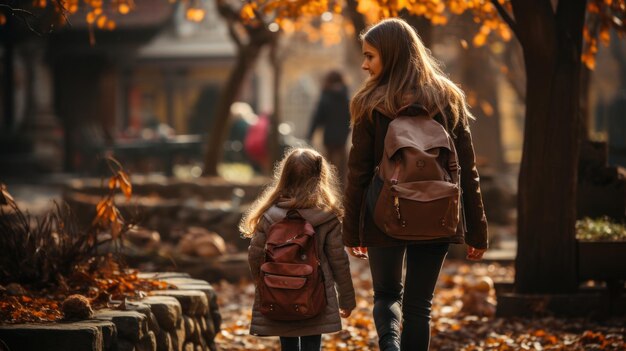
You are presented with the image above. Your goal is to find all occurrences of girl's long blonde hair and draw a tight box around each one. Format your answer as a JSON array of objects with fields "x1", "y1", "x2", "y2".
[
  {"x1": 239, "y1": 148, "x2": 344, "y2": 238},
  {"x1": 351, "y1": 18, "x2": 474, "y2": 131}
]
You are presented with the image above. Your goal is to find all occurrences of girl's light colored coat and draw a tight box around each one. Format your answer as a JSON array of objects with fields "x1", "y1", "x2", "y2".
[{"x1": 248, "y1": 205, "x2": 356, "y2": 337}]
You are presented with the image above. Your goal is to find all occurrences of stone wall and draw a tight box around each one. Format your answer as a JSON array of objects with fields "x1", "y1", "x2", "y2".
[
  {"x1": 0, "y1": 273, "x2": 221, "y2": 351},
  {"x1": 62, "y1": 177, "x2": 268, "y2": 251}
]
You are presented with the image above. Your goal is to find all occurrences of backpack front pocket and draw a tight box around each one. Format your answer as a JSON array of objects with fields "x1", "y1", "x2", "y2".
[
  {"x1": 258, "y1": 262, "x2": 325, "y2": 320},
  {"x1": 374, "y1": 180, "x2": 460, "y2": 240},
  {"x1": 263, "y1": 274, "x2": 307, "y2": 289}
]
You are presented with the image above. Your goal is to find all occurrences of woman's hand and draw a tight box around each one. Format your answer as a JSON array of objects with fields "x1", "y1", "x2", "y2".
[
  {"x1": 339, "y1": 308, "x2": 353, "y2": 318},
  {"x1": 347, "y1": 246, "x2": 368, "y2": 260},
  {"x1": 466, "y1": 246, "x2": 487, "y2": 261}
]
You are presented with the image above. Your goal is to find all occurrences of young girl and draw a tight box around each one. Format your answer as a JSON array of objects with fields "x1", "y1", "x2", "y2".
[
  {"x1": 241, "y1": 148, "x2": 356, "y2": 351},
  {"x1": 343, "y1": 18, "x2": 489, "y2": 351}
]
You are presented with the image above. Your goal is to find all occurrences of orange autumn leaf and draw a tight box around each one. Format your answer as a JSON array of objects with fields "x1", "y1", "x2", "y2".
[
  {"x1": 241, "y1": 3, "x2": 257, "y2": 21},
  {"x1": 118, "y1": 171, "x2": 132, "y2": 199},
  {"x1": 108, "y1": 176, "x2": 118, "y2": 190}
]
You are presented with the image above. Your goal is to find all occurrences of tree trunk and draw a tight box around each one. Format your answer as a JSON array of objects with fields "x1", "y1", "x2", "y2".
[
  {"x1": 269, "y1": 41, "x2": 282, "y2": 166},
  {"x1": 345, "y1": 0, "x2": 367, "y2": 47},
  {"x1": 579, "y1": 65, "x2": 592, "y2": 139},
  {"x1": 203, "y1": 44, "x2": 264, "y2": 176},
  {"x1": 512, "y1": 0, "x2": 586, "y2": 294},
  {"x1": 2, "y1": 26, "x2": 15, "y2": 131}
]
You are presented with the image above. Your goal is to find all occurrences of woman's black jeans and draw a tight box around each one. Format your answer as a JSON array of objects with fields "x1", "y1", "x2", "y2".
[
  {"x1": 368, "y1": 243, "x2": 449, "y2": 351},
  {"x1": 279, "y1": 335, "x2": 322, "y2": 351}
]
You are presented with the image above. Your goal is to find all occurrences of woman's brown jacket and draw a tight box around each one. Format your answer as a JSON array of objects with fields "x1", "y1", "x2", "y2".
[{"x1": 342, "y1": 103, "x2": 489, "y2": 249}]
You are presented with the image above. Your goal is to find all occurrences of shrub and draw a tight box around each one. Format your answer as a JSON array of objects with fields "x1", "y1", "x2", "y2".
[{"x1": 576, "y1": 216, "x2": 626, "y2": 241}]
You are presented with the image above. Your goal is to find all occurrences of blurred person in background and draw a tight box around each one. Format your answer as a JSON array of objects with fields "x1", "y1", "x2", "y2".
[{"x1": 307, "y1": 70, "x2": 351, "y2": 186}]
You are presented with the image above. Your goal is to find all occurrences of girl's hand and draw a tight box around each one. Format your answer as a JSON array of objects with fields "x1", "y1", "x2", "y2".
[
  {"x1": 466, "y1": 246, "x2": 486, "y2": 261},
  {"x1": 339, "y1": 308, "x2": 352, "y2": 318},
  {"x1": 347, "y1": 246, "x2": 368, "y2": 260}
]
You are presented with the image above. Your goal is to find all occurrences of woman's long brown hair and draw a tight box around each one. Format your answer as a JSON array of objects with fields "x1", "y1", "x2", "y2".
[{"x1": 350, "y1": 18, "x2": 474, "y2": 131}]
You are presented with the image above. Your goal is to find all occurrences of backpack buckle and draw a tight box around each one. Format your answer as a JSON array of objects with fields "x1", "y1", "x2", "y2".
[{"x1": 393, "y1": 196, "x2": 407, "y2": 227}]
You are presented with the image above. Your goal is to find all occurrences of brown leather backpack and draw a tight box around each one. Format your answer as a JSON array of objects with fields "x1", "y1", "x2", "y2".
[
  {"x1": 366, "y1": 113, "x2": 461, "y2": 240},
  {"x1": 258, "y1": 210, "x2": 326, "y2": 320}
]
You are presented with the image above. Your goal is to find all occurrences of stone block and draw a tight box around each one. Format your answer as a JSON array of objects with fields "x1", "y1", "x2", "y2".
[
  {"x1": 75, "y1": 320, "x2": 118, "y2": 351},
  {"x1": 195, "y1": 333, "x2": 208, "y2": 351},
  {"x1": 154, "y1": 329, "x2": 173, "y2": 351},
  {"x1": 137, "y1": 330, "x2": 157, "y2": 351},
  {"x1": 150, "y1": 290, "x2": 208, "y2": 316},
  {"x1": 126, "y1": 302, "x2": 162, "y2": 333},
  {"x1": 182, "y1": 316, "x2": 197, "y2": 342},
  {"x1": 118, "y1": 338, "x2": 136, "y2": 351},
  {"x1": 191, "y1": 318, "x2": 203, "y2": 344},
  {"x1": 197, "y1": 317, "x2": 207, "y2": 337},
  {"x1": 142, "y1": 296, "x2": 182, "y2": 332},
  {"x1": 138, "y1": 272, "x2": 191, "y2": 280},
  {"x1": 94, "y1": 310, "x2": 148, "y2": 343},
  {"x1": 170, "y1": 322, "x2": 186, "y2": 351},
  {"x1": 207, "y1": 339, "x2": 217, "y2": 351},
  {"x1": 0, "y1": 322, "x2": 107, "y2": 351},
  {"x1": 161, "y1": 278, "x2": 211, "y2": 287}
]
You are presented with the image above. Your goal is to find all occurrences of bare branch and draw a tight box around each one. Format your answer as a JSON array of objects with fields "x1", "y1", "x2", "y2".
[
  {"x1": 490, "y1": 0, "x2": 521, "y2": 40},
  {"x1": 226, "y1": 21, "x2": 243, "y2": 48},
  {"x1": 0, "y1": 4, "x2": 43, "y2": 36},
  {"x1": 54, "y1": 0, "x2": 72, "y2": 27},
  {"x1": 214, "y1": 0, "x2": 243, "y2": 48}
]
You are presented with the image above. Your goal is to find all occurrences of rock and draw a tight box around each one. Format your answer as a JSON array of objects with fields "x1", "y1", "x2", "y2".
[
  {"x1": 94, "y1": 310, "x2": 148, "y2": 343},
  {"x1": 188, "y1": 318, "x2": 202, "y2": 344},
  {"x1": 62, "y1": 294, "x2": 94, "y2": 320},
  {"x1": 171, "y1": 322, "x2": 186, "y2": 351},
  {"x1": 138, "y1": 272, "x2": 191, "y2": 280},
  {"x1": 0, "y1": 322, "x2": 108, "y2": 351},
  {"x1": 125, "y1": 302, "x2": 161, "y2": 333},
  {"x1": 149, "y1": 290, "x2": 208, "y2": 316},
  {"x1": 142, "y1": 296, "x2": 182, "y2": 332},
  {"x1": 127, "y1": 226, "x2": 161, "y2": 249},
  {"x1": 75, "y1": 320, "x2": 117, "y2": 351},
  {"x1": 172, "y1": 282, "x2": 221, "y2": 336},
  {"x1": 460, "y1": 277, "x2": 497, "y2": 317},
  {"x1": 154, "y1": 329, "x2": 173, "y2": 351},
  {"x1": 182, "y1": 316, "x2": 196, "y2": 342},
  {"x1": 137, "y1": 331, "x2": 157, "y2": 351},
  {"x1": 117, "y1": 339, "x2": 136, "y2": 351},
  {"x1": 5, "y1": 283, "x2": 27, "y2": 296},
  {"x1": 161, "y1": 278, "x2": 210, "y2": 287},
  {"x1": 197, "y1": 317, "x2": 207, "y2": 338},
  {"x1": 207, "y1": 339, "x2": 218, "y2": 351},
  {"x1": 177, "y1": 227, "x2": 226, "y2": 258}
]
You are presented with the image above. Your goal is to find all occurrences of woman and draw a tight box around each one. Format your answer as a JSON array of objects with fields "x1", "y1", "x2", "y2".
[{"x1": 343, "y1": 18, "x2": 489, "y2": 351}]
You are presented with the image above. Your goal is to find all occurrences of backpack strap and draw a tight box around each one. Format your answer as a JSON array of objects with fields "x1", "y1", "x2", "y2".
[
  {"x1": 285, "y1": 209, "x2": 303, "y2": 219},
  {"x1": 447, "y1": 135, "x2": 460, "y2": 185}
]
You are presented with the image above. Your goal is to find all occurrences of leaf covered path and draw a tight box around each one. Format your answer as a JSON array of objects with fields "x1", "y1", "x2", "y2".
[{"x1": 213, "y1": 258, "x2": 625, "y2": 350}]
